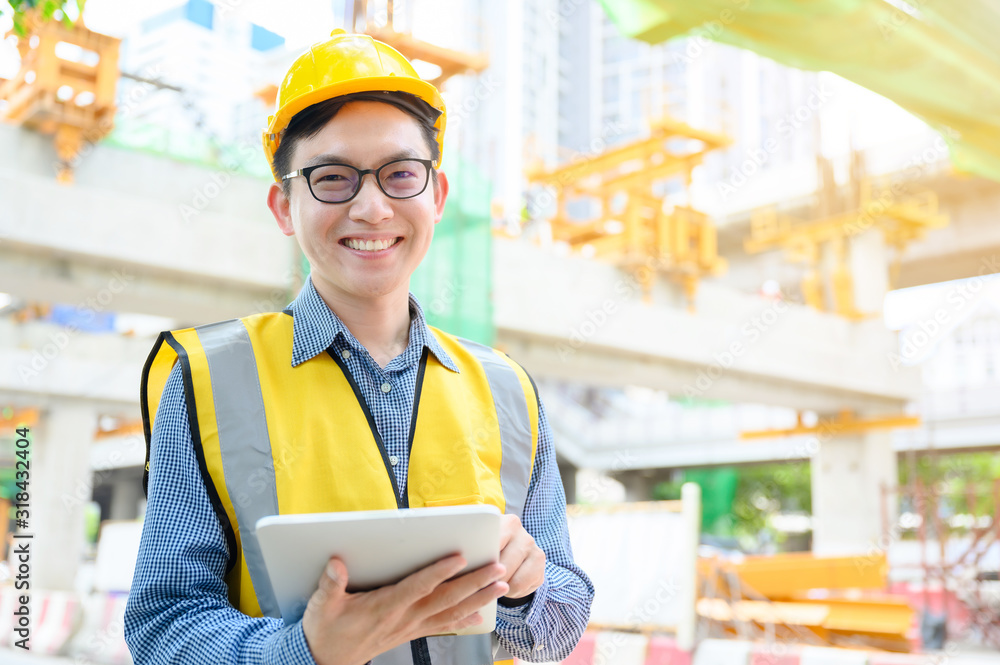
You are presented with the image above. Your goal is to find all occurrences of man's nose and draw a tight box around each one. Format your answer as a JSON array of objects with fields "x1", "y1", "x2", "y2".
[{"x1": 348, "y1": 174, "x2": 394, "y2": 223}]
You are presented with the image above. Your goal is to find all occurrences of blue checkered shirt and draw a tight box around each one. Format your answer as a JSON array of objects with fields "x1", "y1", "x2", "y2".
[{"x1": 124, "y1": 275, "x2": 594, "y2": 664}]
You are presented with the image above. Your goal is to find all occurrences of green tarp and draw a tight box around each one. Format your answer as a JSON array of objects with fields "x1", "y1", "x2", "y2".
[
  {"x1": 410, "y1": 151, "x2": 494, "y2": 345},
  {"x1": 597, "y1": 0, "x2": 1000, "y2": 183}
]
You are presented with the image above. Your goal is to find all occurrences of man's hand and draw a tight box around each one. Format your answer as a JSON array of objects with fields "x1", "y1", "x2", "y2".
[
  {"x1": 302, "y1": 555, "x2": 508, "y2": 665},
  {"x1": 498, "y1": 514, "x2": 546, "y2": 601}
]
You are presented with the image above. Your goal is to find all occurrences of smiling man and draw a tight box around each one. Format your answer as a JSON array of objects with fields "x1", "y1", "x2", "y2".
[{"x1": 125, "y1": 30, "x2": 593, "y2": 665}]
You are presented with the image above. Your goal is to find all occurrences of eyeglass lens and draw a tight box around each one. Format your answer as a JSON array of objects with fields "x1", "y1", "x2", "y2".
[{"x1": 308, "y1": 159, "x2": 428, "y2": 203}]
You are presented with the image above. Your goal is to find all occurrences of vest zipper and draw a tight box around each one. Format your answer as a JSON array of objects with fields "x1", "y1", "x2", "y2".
[{"x1": 327, "y1": 347, "x2": 429, "y2": 510}]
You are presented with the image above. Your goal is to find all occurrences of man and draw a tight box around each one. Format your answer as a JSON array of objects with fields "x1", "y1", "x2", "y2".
[{"x1": 125, "y1": 30, "x2": 593, "y2": 665}]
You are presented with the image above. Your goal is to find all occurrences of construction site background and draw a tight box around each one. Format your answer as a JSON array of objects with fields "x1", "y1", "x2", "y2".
[{"x1": 1, "y1": 0, "x2": 999, "y2": 664}]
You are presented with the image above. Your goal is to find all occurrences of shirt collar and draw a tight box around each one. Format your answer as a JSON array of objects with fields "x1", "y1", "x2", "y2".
[{"x1": 285, "y1": 274, "x2": 459, "y2": 373}]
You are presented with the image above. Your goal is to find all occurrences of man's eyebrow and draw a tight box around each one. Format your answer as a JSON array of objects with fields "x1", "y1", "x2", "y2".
[{"x1": 302, "y1": 148, "x2": 427, "y2": 168}]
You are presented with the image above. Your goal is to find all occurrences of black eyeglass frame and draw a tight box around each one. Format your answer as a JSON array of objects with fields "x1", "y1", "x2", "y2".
[{"x1": 281, "y1": 158, "x2": 436, "y2": 204}]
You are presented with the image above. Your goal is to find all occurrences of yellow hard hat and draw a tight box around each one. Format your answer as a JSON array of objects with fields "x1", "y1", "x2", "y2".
[{"x1": 263, "y1": 29, "x2": 447, "y2": 181}]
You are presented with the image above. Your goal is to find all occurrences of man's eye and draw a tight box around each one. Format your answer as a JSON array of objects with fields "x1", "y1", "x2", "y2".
[
  {"x1": 386, "y1": 169, "x2": 416, "y2": 180},
  {"x1": 317, "y1": 174, "x2": 348, "y2": 182}
]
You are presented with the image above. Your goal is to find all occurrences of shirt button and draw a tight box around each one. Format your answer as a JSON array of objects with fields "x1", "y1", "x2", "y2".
[
  {"x1": 389, "y1": 455, "x2": 399, "y2": 466},
  {"x1": 381, "y1": 382, "x2": 392, "y2": 393},
  {"x1": 341, "y1": 349, "x2": 351, "y2": 359},
  {"x1": 536, "y1": 644, "x2": 545, "y2": 651}
]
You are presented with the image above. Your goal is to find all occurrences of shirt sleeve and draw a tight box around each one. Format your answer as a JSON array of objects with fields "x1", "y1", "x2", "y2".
[
  {"x1": 493, "y1": 398, "x2": 594, "y2": 662},
  {"x1": 124, "y1": 362, "x2": 317, "y2": 665}
]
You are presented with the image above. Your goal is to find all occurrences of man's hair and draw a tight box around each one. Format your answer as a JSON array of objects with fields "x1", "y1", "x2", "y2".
[{"x1": 272, "y1": 91, "x2": 441, "y2": 198}]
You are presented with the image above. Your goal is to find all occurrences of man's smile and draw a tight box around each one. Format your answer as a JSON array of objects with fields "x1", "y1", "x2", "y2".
[{"x1": 339, "y1": 236, "x2": 403, "y2": 253}]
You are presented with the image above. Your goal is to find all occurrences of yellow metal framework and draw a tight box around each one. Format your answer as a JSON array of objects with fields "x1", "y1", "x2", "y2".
[
  {"x1": 700, "y1": 552, "x2": 915, "y2": 652},
  {"x1": 527, "y1": 117, "x2": 731, "y2": 308},
  {"x1": 349, "y1": 0, "x2": 487, "y2": 87},
  {"x1": 745, "y1": 173, "x2": 948, "y2": 319},
  {"x1": 257, "y1": 2, "x2": 487, "y2": 111},
  {"x1": 0, "y1": 13, "x2": 120, "y2": 183},
  {"x1": 740, "y1": 409, "x2": 921, "y2": 440}
]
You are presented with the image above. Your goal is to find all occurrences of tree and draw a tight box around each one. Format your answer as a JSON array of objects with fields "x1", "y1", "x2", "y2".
[
  {"x1": 899, "y1": 451, "x2": 1000, "y2": 520},
  {"x1": 653, "y1": 461, "x2": 812, "y2": 550},
  {"x1": 2, "y1": 0, "x2": 84, "y2": 37}
]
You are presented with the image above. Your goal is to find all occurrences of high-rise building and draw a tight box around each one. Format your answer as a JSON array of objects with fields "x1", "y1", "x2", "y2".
[{"x1": 119, "y1": 0, "x2": 286, "y2": 147}]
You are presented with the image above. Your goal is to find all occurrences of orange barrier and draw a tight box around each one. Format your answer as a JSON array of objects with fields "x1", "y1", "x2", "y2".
[
  {"x1": 515, "y1": 631, "x2": 691, "y2": 665},
  {"x1": 0, "y1": 587, "x2": 81, "y2": 654},
  {"x1": 517, "y1": 635, "x2": 945, "y2": 665},
  {"x1": 65, "y1": 591, "x2": 132, "y2": 664}
]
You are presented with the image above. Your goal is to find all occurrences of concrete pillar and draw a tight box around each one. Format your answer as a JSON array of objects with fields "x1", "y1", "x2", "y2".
[
  {"x1": 615, "y1": 470, "x2": 657, "y2": 502},
  {"x1": 31, "y1": 402, "x2": 96, "y2": 590},
  {"x1": 849, "y1": 230, "x2": 890, "y2": 314},
  {"x1": 811, "y1": 427, "x2": 897, "y2": 555}
]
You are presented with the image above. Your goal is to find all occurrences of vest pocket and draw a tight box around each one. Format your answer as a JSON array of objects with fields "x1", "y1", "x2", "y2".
[{"x1": 423, "y1": 493, "x2": 485, "y2": 508}]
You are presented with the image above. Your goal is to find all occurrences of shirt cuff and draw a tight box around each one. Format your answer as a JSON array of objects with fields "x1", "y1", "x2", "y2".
[
  {"x1": 264, "y1": 620, "x2": 319, "y2": 665},
  {"x1": 495, "y1": 576, "x2": 550, "y2": 628}
]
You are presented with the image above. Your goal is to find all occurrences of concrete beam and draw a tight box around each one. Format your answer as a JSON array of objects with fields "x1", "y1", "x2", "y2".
[
  {"x1": 547, "y1": 405, "x2": 1000, "y2": 473},
  {"x1": 0, "y1": 320, "x2": 149, "y2": 414},
  {"x1": 0, "y1": 170, "x2": 294, "y2": 291},
  {"x1": 494, "y1": 239, "x2": 918, "y2": 412},
  {"x1": 0, "y1": 247, "x2": 297, "y2": 325},
  {"x1": 0, "y1": 123, "x2": 298, "y2": 324}
]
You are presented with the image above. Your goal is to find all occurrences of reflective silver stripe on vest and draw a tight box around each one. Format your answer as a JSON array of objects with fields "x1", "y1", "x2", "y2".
[
  {"x1": 199, "y1": 319, "x2": 281, "y2": 618},
  {"x1": 371, "y1": 642, "x2": 415, "y2": 665},
  {"x1": 427, "y1": 635, "x2": 494, "y2": 665},
  {"x1": 455, "y1": 338, "x2": 535, "y2": 519},
  {"x1": 370, "y1": 634, "x2": 497, "y2": 665}
]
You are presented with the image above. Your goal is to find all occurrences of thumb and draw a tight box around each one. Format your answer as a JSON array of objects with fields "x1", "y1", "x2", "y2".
[{"x1": 316, "y1": 557, "x2": 349, "y2": 601}]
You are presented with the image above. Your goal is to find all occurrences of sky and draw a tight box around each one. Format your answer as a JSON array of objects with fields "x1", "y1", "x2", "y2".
[
  {"x1": 1, "y1": 0, "x2": 338, "y2": 45},
  {"x1": 0, "y1": 0, "x2": 340, "y2": 79},
  {"x1": 1, "y1": 0, "x2": 462, "y2": 78}
]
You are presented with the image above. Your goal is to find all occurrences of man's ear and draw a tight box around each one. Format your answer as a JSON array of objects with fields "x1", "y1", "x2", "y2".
[
  {"x1": 267, "y1": 182, "x2": 295, "y2": 236},
  {"x1": 433, "y1": 170, "x2": 449, "y2": 224}
]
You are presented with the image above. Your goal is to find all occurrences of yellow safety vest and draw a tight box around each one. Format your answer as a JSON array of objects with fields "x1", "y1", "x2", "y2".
[{"x1": 140, "y1": 311, "x2": 539, "y2": 665}]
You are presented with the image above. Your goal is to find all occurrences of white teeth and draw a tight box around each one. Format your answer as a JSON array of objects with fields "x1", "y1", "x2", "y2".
[{"x1": 345, "y1": 237, "x2": 398, "y2": 251}]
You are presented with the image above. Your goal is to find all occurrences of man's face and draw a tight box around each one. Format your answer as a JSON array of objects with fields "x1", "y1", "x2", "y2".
[{"x1": 268, "y1": 101, "x2": 447, "y2": 304}]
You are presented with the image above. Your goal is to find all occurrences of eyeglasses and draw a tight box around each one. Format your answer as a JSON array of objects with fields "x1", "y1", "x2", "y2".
[{"x1": 282, "y1": 158, "x2": 435, "y2": 204}]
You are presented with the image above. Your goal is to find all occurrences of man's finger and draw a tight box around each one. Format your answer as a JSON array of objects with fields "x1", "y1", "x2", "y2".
[
  {"x1": 395, "y1": 554, "x2": 468, "y2": 603},
  {"x1": 418, "y1": 562, "x2": 506, "y2": 618},
  {"x1": 316, "y1": 557, "x2": 348, "y2": 598},
  {"x1": 499, "y1": 540, "x2": 529, "y2": 584},
  {"x1": 505, "y1": 555, "x2": 544, "y2": 598},
  {"x1": 427, "y1": 579, "x2": 509, "y2": 631},
  {"x1": 498, "y1": 515, "x2": 519, "y2": 550},
  {"x1": 307, "y1": 557, "x2": 348, "y2": 616}
]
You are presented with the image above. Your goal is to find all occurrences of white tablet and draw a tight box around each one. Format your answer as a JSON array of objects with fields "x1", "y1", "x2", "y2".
[{"x1": 256, "y1": 504, "x2": 502, "y2": 634}]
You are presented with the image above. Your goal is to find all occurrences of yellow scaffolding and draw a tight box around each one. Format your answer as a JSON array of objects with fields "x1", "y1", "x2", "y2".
[
  {"x1": 0, "y1": 12, "x2": 120, "y2": 183},
  {"x1": 526, "y1": 117, "x2": 731, "y2": 309},
  {"x1": 745, "y1": 167, "x2": 948, "y2": 319},
  {"x1": 257, "y1": 1, "x2": 487, "y2": 111},
  {"x1": 350, "y1": 0, "x2": 487, "y2": 87},
  {"x1": 740, "y1": 409, "x2": 921, "y2": 440}
]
